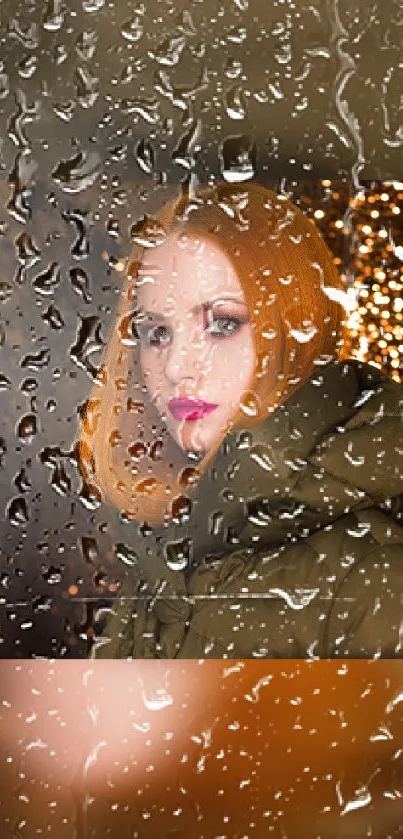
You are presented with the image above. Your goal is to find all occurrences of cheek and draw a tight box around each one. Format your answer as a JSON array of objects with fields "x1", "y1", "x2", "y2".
[
  {"x1": 231, "y1": 333, "x2": 256, "y2": 374},
  {"x1": 243, "y1": 332, "x2": 257, "y2": 376},
  {"x1": 216, "y1": 338, "x2": 255, "y2": 394},
  {"x1": 140, "y1": 350, "x2": 159, "y2": 383}
]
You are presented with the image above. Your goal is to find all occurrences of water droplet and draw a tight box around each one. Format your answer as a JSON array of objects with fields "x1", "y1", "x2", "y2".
[
  {"x1": 128, "y1": 441, "x2": 147, "y2": 460},
  {"x1": 14, "y1": 231, "x2": 41, "y2": 269},
  {"x1": 0, "y1": 437, "x2": 7, "y2": 467},
  {"x1": 249, "y1": 444, "x2": 275, "y2": 471},
  {"x1": 78, "y1": 481, "x2": 102, "y2": 510},
  {"x1": 70, "y1": 267, "x2": 92, "y2": 302},
  {"x1": 220, "y1": 134, "x2": 256, "y2": 182},
  {"x1": 0, "y1": 65, "x2": 9, "y2": 98},
  {"x1": 175, "y1": 8, "x2": 196, "y2": 36},
  {"x1": 344, "y1": 450, "x2": 366, "y2": 467},
  {"x1": 50, "y1": 463, "x2": 71, "y2": 496},
  {"x1": 17, "y1": 413, "x2": 38, "y2": 443},
  {"x1": 385, "y1": 690, "x2": 403, "y2": 714},
  {"x1": 20, "y1": 348, "x2": 50, "y2": 370},
  {"x1": 149, "y1": 439, "x2": 164, "y2": 461},
  {"x1": 82, "y1": 0, "x2": 104, "y2": 12},
  {"x1": 62, "y1": 208, "x2": 91, "y2": 258},
  {"x1": 140, "y1": 681, "x2": 173, "y2": 711},
  {"x1": 0, "y1": 282, "x2": 13, "y2": 302},
  {"x1": 18, "y1": 54, "x2": 37, "y2": 79},
  {"x1": 0, "y1": 373, "x2": 11, "y2": 391},
  {"x1": 130, "y1": 215, "x2": 167, "y2": 248},
  {"x1": 20, "y1": 619, "x2": 33, "y2": 630},
  {"x1": 109, "y1": 430, "x2": 122, "y2": 448},
  {"x1": 52, "y1": 149, "x2": 101, "y2": 193},
  {"x1": 7, "y1": 152, "x2": 37, "y2": 221},
  {"x1": 20, "y1": 377, "x2": 38, "y2": 394},
  {"x1": 42, "y1": 304, "x2": 65, "y2": 330},
  {"x1": 169, "y1": 495, "x2": 192, "y2": 525},
  {"x1": 93, "y1": 568, "x2": 107, "y2": 587},
  {"x1": 42, "y1": 565, "x2": 63, "y2": 584},
  {"x1": 149, "y1": 35, "x2": 186, "y2": 66},
  {"x1": 369, "y1": 724, "x2": 393, "y2": 742},
  {"x1": 289, "y1": 325, "x2": 318, "y2": 343},
  {"x1": 7, "y1": 496, "x2": 30, "y2": 526},
  {"x1": 224, "y1": 84, "x2": 247, "y2": 120},
  {"x1": 346, "y1": 521, "x2": 371, "y2": 538},
  {"x1": 117, "y1": 312, "x2": 139, "y2": 347},
  {"x1": 278, "y1": 273, "x2": 295, "y2": 286},
  {"x1": 52, "y1": 43, "x2": 68, "y2": 65},
  {"x1": 338, "y1": 784, "x2": 372, "y2": 816},
  {"x1": 42, "y1": 0, "x2": 65, "y2": 31},
  {"x1": 135, "y1": 138, "x2": 155, "y2": 174},
  {"x1": 121, "y1": 96, "x2": 159, "y2": 124},
  {"x1": 240, "y1": 391, "x2": 260, "y2": 417},
  {"x1": 53, "y1": 100, "x2": 76, "y2": 122},
  {"x1": 224, "y1": 57, "x2": 242, "y2": 79},
  {"x1": 135, "y1": 478, "x2": 158, "y2": 495},
  {"x1": 8, "y1": 18, "x2": 39, "y2": 49},
  {"x1": 178, "y1": 465, "x2": 199, "y2": 488},
  {"x1": 121, "y1": 15, "x2": 144, "y2": 42},
  {"x1": 268, "y1": 586, "x2": 319, "y2": 610},
  {"x1": 244, "y1": 675, "x2": 274, "y2": 704},
  {"x1": 69, "y1": 315, "x2": 105, "y2": 377},
  {"x1": 75, "y1": 29, "x2": 98, "y2": 60},
  {"x1": 209, "y1": 511, "x2": 224, "y2": 536},
  {"x1": 236, "y1": 431, "x2": 252, "y2": 450},
  {"x1": 246, "y1": 496, "x2": 272, "y2": 526},
  {"x1": 164, "y1": 538, "x2": 190, "y2": 571},
  {"x1": 172, "y1": 119, "x2": 201, "y2": 170},
  {"x1": 75, "y1": 66, "x2": 99, "y2": 109},
  {"x1": 39, "y1": 444, "x2": 63, "y2": 467},
  {"x1": 32, "y1": 262, "x2": 61, "y2": 296},
  {"x1": 14, "y1": 466, "x2": 32, "y2": 493},
  {"x1": 0, "y1": 573, "x2": 10, "y2": 588},
  {"x1": 227, "y1": 26, "x2": 247, "y2": 44},
  {"x1": 80, "y1": 535, "x2": 99, "y2": 563},
  {"x1": 115, "y1": 542, "x2": 138, "y2": 566}
]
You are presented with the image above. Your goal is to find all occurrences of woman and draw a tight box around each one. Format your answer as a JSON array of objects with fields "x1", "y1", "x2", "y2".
[{"x1": 78, "y1": 181, "x2": 403, "y2": 659}]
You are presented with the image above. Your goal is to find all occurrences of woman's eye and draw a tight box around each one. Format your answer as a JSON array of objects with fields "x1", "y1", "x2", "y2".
[
  {"x1": 208, "y1": 316, "x2": 242, "y2": 338},
  {"x1": 136, "y1": 323, "x2": 171, "y2": 347},
  {"x1": 147, "y1": 325, "x2": 171, "y2": 346}
]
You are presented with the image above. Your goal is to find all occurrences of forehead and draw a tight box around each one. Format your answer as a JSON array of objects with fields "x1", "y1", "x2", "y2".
[{"x1": 136, "y1": 232, "x2": 243, "y2": 308}]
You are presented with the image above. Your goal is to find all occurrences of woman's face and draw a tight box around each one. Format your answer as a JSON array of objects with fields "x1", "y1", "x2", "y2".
[{"x1": 134, "y1": 231, "x2": 256, "y2": 457}]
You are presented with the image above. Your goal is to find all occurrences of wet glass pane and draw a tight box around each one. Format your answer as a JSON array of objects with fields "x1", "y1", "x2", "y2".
[
  {"x1": 0, "y1": 0, "x2": 402, "y2": 659},
  {"x1": 0, "y1": 0, "x2": 402, "y2": 835}
]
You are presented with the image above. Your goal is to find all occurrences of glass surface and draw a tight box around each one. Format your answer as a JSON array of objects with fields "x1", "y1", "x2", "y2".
[{"x1": 0, "y1": 1, "x2": 402, "y2": 836}]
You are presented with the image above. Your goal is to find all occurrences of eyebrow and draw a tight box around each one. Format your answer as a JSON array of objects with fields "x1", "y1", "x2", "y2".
[{"x1": 137, "y1": 298, "x2": 248, "y2": 320}]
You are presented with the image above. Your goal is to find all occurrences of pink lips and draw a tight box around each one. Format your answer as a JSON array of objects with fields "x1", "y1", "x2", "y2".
[{"x1": 168, "y1": 398, "x2": 219, "y2": 421}]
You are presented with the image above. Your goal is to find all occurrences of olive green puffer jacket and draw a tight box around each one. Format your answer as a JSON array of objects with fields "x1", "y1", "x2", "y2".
[{"x1": 90, "y1": 359, "x2": 403, "y2": 659}]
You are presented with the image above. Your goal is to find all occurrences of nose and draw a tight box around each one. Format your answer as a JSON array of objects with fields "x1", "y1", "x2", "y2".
[{"x1": 163, "y1": 327, "x2": 209, "y2": 386}]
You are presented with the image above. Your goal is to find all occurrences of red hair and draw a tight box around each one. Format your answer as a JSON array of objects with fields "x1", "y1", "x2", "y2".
[{"x1": 77, "y1": 182, "x2": 350, "y2": 526}]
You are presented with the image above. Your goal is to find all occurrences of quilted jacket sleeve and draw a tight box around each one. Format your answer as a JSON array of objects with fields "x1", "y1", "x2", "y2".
[
  {"x1": 179, "y1": 528, "x2": 403, "y2": 660},
  {"x1": 177, "y1": 540, "x2": 332, "y2": 659},
  {"x1": 89, "y1": 521, "x2": 403, "y2": 659},
  {"x1": 89, "y1": 575, "x2": 160, "y2": 659},
  {"x1": 321, "y1": 543, "x2": 403, "y2": 658}
]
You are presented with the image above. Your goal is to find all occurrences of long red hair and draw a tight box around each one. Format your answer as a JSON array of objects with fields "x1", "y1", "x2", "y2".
[{"x1": 77, "y1": 182, "x2": 350, "y2": 526}]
